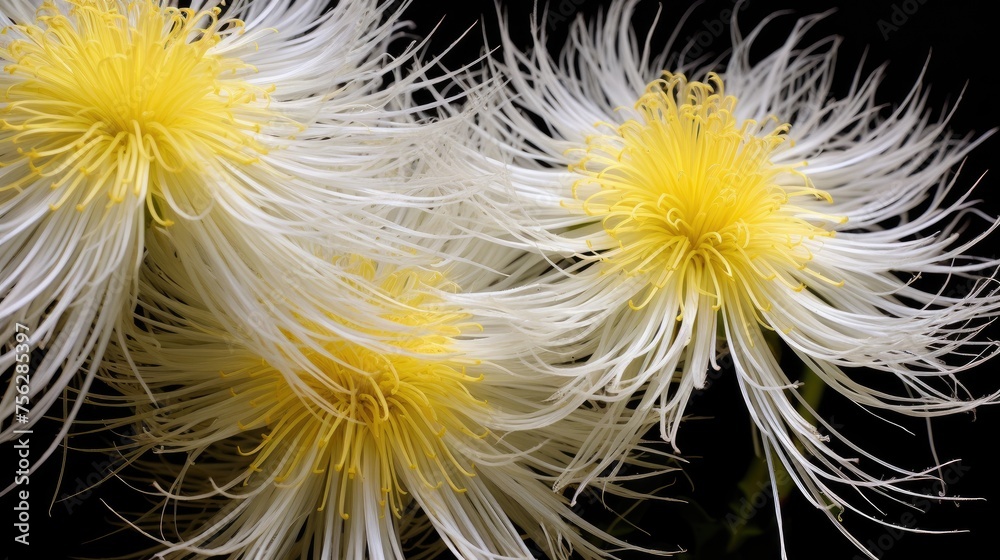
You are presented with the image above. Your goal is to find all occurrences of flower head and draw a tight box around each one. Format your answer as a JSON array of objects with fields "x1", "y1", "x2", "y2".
[
  {"x1": 458, "y1": 1, "x2": 1000, "y2": 555},
  {"x1": 99, "y1": 236, "x2": 658, "y2": 560},
  {"x1": 1, "y1": 0, "x2": 274, "y2": 221},
  {"x1": 571, "y1": 72, "x2": 843, "y2": 312},
  {"x1": 0, "y1": 0, "x2": 471, "y2": 461}
]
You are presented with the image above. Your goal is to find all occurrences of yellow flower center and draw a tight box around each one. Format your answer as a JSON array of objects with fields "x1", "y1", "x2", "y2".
[
  {"x1": 239, "y1": 261, "x2": 485, "y2": 521},
  {"x1": 245, "y1": 343, "x2": 485, "y2": 521},
  {"x1": 571, "y1": 73, "x2": 845, "y2": 316},
  {"x1": 0, "y1": 0, "x2": 276, "y2": 224}
]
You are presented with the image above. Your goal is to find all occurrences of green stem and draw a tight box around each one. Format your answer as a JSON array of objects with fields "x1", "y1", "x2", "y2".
[{"x1": 726, "y1": 355, "x2": 825, "y2": 553}]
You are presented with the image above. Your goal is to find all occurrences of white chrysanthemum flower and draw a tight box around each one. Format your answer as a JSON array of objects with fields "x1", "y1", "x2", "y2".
[
  {"x1": 99, "y1": 232, "x2": 667, "y2": 560},
  {"x1": 0, "y1": 0, "x2": 470, "y2": 458},
  {"x1": 457, "y1": 1, "x2": 1000, "y2": 554}
]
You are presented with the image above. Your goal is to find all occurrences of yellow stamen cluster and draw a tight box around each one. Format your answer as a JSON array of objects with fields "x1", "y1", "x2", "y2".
[
  {"x1": 248, "y1": 343, "x2": 485, "y2": 520},
  {"x1": 237, "y1": 260, "x2": 486, "y2": 521},
  {"x1": 0, "y1": 0, "x2": 275, "y2": 223},
  {"x1": 572, "y1": 72, "x2": 845, "y2": 317},
  {"x1": 334, "y1": 254, "x2": 475, "y2": 342}
]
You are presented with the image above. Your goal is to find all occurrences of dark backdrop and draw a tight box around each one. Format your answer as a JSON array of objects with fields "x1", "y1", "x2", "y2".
[{"x1": 3, "y1": 1, "x2": 998, "y2": 559}]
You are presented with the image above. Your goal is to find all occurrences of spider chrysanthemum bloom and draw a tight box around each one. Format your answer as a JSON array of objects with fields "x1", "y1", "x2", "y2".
[
  {"x1": 99, "y1": 238, "x2": 658, "y2": 560},
  {"x1": 1, "y1": 0, "x2": 274, "y2": 222},
  {"x1": 459, "y1": 1, "x2": 1000, "y2": 554},
  {"x1": 572, "y1": 72, "x2": 844, "y2": 314},
  {"x1": 0, "y1": 0, "x2": 466, "y2": 456}
]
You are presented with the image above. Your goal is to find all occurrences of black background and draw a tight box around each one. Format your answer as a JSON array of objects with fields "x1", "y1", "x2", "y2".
[{"x1": 3, "y1": 1, "x2": 999, "y2": 559}]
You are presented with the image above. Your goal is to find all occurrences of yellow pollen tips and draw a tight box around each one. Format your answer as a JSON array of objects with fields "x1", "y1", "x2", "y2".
[
  {"x1": 242, "y1": 260, "x2": 485, "y2": 521},
  {"x1": 250, "y1": 342, "x2": 486, "y2": 522},
  {"x1": 0, "y1": 0, "x2": 275, "y2": 223},
  {"x1": 571, "y1": 72, "x2": 844, "y2": 312}
]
